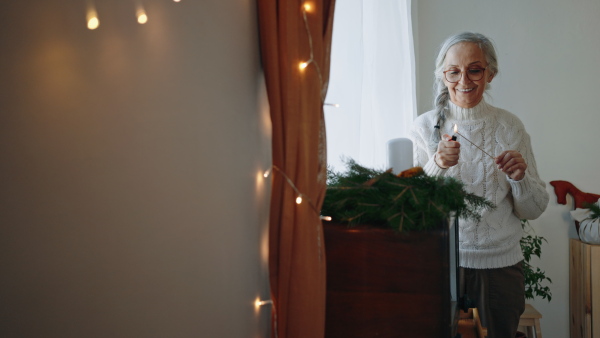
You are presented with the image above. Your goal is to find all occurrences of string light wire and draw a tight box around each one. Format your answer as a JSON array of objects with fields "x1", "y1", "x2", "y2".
[
  {"x1": 271, "y1": 165, "x2": 319, "y2": 214},
  {"x1": 300, "y1": 4, "x2": 325, "y2": 102},
  {"x1": 260, "y1": 3, "x2": 331, "y2": 331},
  {"x1": 294, "y1": 3, "x2": 334, "y2": 221}
]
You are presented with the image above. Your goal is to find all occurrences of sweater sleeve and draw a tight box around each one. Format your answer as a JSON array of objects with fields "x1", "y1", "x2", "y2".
[
  {"x1": 409, "y1": 113, "x2": 449, "y2": 177},
  {"x1": 506, "y1": 131, "x2": 549, "y2": 220}
]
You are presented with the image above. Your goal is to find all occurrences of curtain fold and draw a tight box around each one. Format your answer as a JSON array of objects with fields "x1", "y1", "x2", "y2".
[{"x1": 257, "y1": 0, "x2": 336, "y2": 337}]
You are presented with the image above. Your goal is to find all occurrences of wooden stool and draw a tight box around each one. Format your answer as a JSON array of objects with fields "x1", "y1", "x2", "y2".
[
  {"x1": 472, "y1": 304, "x2": 542, "y2": 338},
  {"x1": 472, "y1": 308, "x2": 487, "y2": 338},
  {"x1": 518, "y1": 304, "x2": 543, "y2": 338}
]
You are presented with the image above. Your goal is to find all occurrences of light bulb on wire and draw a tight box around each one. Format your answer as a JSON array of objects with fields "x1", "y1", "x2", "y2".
[
  {"x1": 86, "y1": 6, "x2": 100, "y2": 30},
  {"x1": 137, "y1": 12, "x2": 148, "y2": 24},
  {"x1": 254, "y1": 298, "x2": 273, "y2": 311},
  {"x1": 299, "y1": 61, "x2": 309, "y2": 70},
  {"x1": 87, "y1": 16, "x2": 100, "y2": 30},
  {"x1": 263, "y1": 169, "x2": 271, "y2": 178}
]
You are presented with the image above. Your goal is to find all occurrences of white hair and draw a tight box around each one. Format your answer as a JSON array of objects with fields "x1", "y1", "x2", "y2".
[{"x1": 429, "y1": 32, "x2": 499, "y2": 151}]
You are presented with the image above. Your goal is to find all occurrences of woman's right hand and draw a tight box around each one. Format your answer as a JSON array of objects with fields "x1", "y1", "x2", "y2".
[{"x1": 435, "y1": 134, "x2": 460, "y2": 169}]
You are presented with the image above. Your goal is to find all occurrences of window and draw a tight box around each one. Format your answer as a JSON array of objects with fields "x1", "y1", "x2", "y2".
[{"x1": 325, "y1": 0, "x2": 416, "y2": 172}]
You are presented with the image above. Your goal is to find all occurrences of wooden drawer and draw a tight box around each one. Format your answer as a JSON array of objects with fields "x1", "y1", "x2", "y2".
[{"x1": 324, "y1": 221, "x2": 459, "y2": 338}]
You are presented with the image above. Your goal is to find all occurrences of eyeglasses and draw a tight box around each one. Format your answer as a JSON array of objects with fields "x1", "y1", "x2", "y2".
[{"x1": 443, "y1": 67, "x2": 487, "y2": 83}]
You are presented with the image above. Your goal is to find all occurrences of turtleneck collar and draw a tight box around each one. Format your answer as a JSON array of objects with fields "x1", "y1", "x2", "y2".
[{"x1": 447, "y1": 99, "x2": 491, "y2": 120}]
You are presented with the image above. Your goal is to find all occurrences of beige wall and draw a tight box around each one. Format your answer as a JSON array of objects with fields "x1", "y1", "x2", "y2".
[
  {"x1": 414, "y1": 1, "x2": 600, "y2": 337},
  {"x1": 0, "y1": 1, "x2": 271, "y2": 337}
]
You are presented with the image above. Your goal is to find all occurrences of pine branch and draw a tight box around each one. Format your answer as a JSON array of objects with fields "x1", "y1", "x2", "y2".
[{"x1": 322, "y1": 159, "x2": 495, "y2": 231}]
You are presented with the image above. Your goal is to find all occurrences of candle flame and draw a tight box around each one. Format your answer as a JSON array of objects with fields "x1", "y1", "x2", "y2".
[{"x1": 453, "y1": 124, "x2": 458, "y2": 133}]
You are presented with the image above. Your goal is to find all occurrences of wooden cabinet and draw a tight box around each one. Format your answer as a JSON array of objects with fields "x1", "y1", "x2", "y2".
[
  {"x1": 323, "y1": 221, "x2": 460, "y2": 338},
  {"x1": 570, "y1": 238, "x2": 600, "y2": 338}
]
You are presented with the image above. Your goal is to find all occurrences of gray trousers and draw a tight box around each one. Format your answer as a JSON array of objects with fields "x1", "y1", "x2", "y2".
[{"x1": 460, "y1": 262, "x2": 526, "y2": 338}]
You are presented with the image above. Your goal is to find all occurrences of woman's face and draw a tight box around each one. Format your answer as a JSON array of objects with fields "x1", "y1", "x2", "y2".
[{"x1": 443, "y1": 42, "x2": 494, "y2": 108}]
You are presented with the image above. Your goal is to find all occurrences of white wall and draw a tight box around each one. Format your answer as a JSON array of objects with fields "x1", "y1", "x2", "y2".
[
  {"x1": 415, "y1": 1, "x2": 600, "y2": 337},
  {"x1": 0, "y1": 1, "x2": 271, "y2": 337}
]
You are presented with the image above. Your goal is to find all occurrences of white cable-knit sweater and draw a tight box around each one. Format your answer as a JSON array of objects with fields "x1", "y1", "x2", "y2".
[{"x1": 410, "y1": 100, "x2": 549, "y2": 269}]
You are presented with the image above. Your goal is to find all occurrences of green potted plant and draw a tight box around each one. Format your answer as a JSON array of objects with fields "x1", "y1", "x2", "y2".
[{"x1": 520, "y1": 219, "x2": 552, "y2": 301}]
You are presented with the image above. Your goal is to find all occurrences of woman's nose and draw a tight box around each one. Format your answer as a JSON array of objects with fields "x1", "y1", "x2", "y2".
[{"x1": 458, "y1": 71, "x2": 472, "y2": 84}]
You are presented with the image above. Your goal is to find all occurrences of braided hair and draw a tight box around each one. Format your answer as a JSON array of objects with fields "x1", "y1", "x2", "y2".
[{"x1": 429, "y1": 32, "x2": 499, "y2": 152}]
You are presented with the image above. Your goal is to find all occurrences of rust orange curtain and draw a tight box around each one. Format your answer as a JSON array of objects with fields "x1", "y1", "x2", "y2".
[{"x1": 257, "y1": 0, "x2": 336, "y2": 337}]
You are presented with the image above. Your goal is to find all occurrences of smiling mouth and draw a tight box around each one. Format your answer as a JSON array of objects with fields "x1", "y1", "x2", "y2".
[{"x1": 457, "y1": 88, "x2": 475, "y2": 93}]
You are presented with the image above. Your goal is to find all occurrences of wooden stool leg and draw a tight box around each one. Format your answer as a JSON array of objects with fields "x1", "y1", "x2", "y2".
[
  {"x1": 472, "y1": 308, "x2": 487, "y2": 338},
  {"x1": 519, "y1": 304, "x2": 543, "y2": 338},
  {"x1": 533, "y1": 318, "x2": 542, "y2": 338}
]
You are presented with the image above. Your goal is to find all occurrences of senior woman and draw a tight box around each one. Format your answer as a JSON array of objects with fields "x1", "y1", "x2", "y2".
[{"x1": 410, "y1": 32, "x2": 549, "y2": 338}]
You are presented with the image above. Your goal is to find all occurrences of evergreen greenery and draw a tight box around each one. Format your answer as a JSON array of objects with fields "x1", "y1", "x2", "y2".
[
  {"x1": 520, "y1": 219, "x2": 552, "y2": 301},
  {"x1": 583, "y1": 201, "x2": 600, "y2": 220},
  {"x1": 322, "y1": 159, "x2": 494, "y2": 231}
]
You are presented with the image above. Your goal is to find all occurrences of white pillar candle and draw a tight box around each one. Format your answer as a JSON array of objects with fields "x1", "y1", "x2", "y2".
[{"x1": 386, "y1": 138, "x2": 413, "y2": 175}]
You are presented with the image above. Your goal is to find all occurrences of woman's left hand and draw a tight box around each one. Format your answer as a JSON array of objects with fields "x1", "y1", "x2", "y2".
[{"x1": 495, "y1": 150, "x2": 527, "y2": 181}]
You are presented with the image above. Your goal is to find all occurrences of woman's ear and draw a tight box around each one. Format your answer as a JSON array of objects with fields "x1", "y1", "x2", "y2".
[{"x1": 487, "y1": 72, "x2": 495, "y2": 83}]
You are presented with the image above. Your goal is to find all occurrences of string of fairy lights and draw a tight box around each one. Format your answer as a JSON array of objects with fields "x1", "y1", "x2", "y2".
[
  {"x1": 261, "y1": 1, "x2": 336, "y2": 225},
  {"x1": 255, "y1": 1, "x2": 337, "y2": 319},
  {"x1": 86, "y1": 0, "x2": 182, "y2": 30}
]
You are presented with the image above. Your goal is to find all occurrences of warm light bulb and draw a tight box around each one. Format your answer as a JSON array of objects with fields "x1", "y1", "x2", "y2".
[
  {"x1": 263, "y1": 169, "x2": 271, "y2": 178},
  {"x1": 299, "y1": 61, "x2": 309, "y2": 70},
  {"x1": 87, "y1": 16, "x2": 100, "y2": 30},
  {"x1": 303, "y1": 3, "x2": 312, "y2": 12},
  {"x1": 296, "y1": 196, "x2": 303, "y2": 204},
  {"x1": 255, "y1": 298, "x2": 273, "y2": 310},
  {"x1": 137, "y1": 13, "x2": 148, "y2": 24},
  {"x1": 173, "y1": 0, "x2": 181, "y2": 2},
  {"x1": 320, "y1": 216, "x2": 332, "y2": 221}
]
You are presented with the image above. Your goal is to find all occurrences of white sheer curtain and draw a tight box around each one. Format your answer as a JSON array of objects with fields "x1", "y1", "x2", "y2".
[{"x1": 325, "y1": 0, "x2": 416, "y2": 173}]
